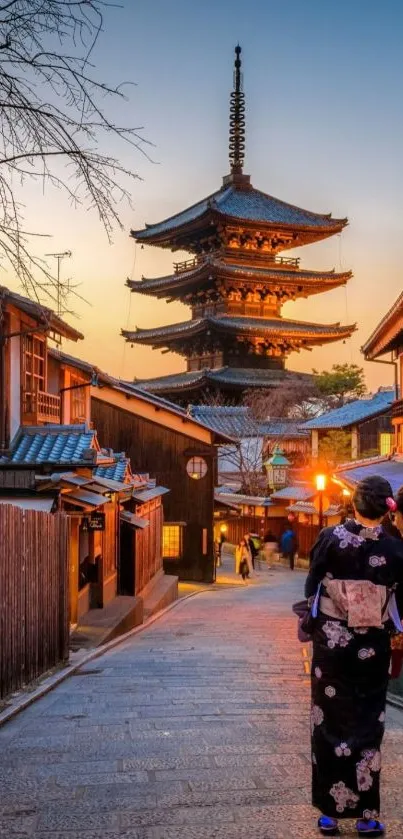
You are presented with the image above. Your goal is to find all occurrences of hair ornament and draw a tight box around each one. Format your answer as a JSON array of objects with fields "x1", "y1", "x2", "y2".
[{"x1": 386, "y1": 497, "x2": 397, "y2": 512}]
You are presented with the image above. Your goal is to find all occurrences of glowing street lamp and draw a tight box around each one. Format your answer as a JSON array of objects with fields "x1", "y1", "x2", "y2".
[{"x1": 315, "y1": 474, "x2": 327, "y2": 530}]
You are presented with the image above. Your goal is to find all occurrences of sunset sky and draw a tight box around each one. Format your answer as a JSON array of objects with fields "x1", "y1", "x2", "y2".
[{"x1": 16, "y1": 0, "x2": 403, "y2": 393}]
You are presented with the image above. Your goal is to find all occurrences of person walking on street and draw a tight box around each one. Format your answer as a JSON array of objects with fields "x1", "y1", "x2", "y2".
[
  {"x1": 236, "y1": 538, "x2": 253, "y2": 583},
  {"x1": 305, "y1": 475, "x2": 403, "y2": 837},
  {"x1": 280, "y1": 526, "x2": 297, "y2": 570},
  {"x1": 263, "y1": 530, "x2": 278, "y2": 569},
  {"x1": 245, "y1": 532, "x2": 258, "y2": 570}
]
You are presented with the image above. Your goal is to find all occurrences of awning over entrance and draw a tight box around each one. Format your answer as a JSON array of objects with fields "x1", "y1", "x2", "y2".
[
  {"x1": 132, "y1": 486, "x2": 169, "y2": 502},
  {"x1": 120, "y1": 511, "x2": 149, "y2": 529},
  {"x1": 62, "y1": 489, "x2": 111, "y2": 508}
]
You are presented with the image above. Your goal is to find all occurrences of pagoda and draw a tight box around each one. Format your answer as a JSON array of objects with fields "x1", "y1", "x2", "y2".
[{"x1": 123, "y1": 46, "x2": 355, "y2": 404}]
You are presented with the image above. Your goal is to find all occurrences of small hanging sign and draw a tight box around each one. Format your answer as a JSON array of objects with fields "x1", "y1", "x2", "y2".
[{"x1": 87, "y1": 512, "x2": 105, "y2": 531}]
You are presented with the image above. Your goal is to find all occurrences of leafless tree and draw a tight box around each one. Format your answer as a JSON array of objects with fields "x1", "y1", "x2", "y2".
[
  {"x1": 0, "y1": 1, "x2": 149, "y2": 305},
  {"x1": 245, "y1": 382, "x2": 319, "y2": 422}
]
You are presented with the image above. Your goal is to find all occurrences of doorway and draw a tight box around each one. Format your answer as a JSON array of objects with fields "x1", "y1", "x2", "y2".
[{"x1": 119, "y1": 521, "x2": 135, "y2": 595}]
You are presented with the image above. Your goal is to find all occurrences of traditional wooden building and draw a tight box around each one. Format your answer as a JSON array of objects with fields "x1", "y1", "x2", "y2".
[
  {"x1": 303, "y1": 389, "x2": 395, "y2": 461},
  {"x1": 0, "y1": 422, "x2": 168, "y2": 625},
  {"x1": 362, "y1": 290, "x2": 403, "y2": 451},
  {"x1": 123, "y1": 46, "x2": 355, "y2": 403},
  {"x1": 0, "y1": 290, "x2": 172, "y2": 627},
  {"x1": 48, "y1": 349, "x2": 231, "y2": 582},
  {"x1": 0, "y1": 285, "x2": 83, "y2": 447},
  {"x1": 332, "y1": 292, "x2": 403, "y2": 513}
]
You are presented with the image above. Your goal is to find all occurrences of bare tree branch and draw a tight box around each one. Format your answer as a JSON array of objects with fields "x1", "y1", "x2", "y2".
[{"x1": 0, "y1": 0, "x2": 149, "y2": 303}]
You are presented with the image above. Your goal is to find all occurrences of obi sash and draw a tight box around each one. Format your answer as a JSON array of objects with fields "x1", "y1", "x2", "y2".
[{"x1": 321, "y1": 578, "x2": 388, "y2": 628}]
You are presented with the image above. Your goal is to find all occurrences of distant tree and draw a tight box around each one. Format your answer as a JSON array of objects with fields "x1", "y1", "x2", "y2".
[
  {"x1": 313, "y1": 364, "x2": 366, "y2": 411},
  {"x1": 318, "y1": 429, "x2": 352, "y2": 467},
  {"x1": 245, "y1": 364, "x2": 367, "y2": 422},
  {"x1": 0, "y1": 1, "x2": 149, "y2": 304}
]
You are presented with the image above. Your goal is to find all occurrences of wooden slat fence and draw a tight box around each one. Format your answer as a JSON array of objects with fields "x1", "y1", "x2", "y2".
[{"x1": 0, "y1": 505, "x2": 70, "y2": 700}]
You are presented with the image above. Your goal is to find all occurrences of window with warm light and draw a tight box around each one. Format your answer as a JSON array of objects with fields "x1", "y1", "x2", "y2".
[
  {"x1": 163, "y1": 525, "x2": 183, "y2": 559},
  {"x1": 380, "y1": 433, "x2": 393, "y2": 456},
  {"x1": 186, "y1": 456, "x2": 208, "y2": 480}
]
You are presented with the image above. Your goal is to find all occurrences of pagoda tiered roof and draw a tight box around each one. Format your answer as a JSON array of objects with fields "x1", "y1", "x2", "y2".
[
  {"x1": 127, "y1": 257, "x2": 352, "y2": 300},
  {"x1": 124, "y1": 46, "x2": 353, "y2": 403},
  {"x1": 123, "y1": 314, "x2": 355, "y2": 352},
  {"x1": 135, "y1": 366, "x2": 312, "y2": 396},
  {"x1": 131, "y1": 181, "x2": 347, "y2": 252}
]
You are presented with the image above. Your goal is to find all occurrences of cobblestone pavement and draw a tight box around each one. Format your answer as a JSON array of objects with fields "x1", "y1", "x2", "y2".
[{"x1": 1, "y1": 567, "x2": 403, "y2": 838}]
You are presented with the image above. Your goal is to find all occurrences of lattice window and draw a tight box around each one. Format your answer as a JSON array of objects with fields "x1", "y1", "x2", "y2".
[
  {"x1": 163, "y1": 525, "x2": 183, "y2": 559},
  {"x1": 186, "y1": 456, "x2": 208, "y2": 480},
  {"x1": 71, "y1": 376, "x2": 87, "y2": 422},
  {"x1": 22, "y1": 334, "x2": 46, "y2": 393}
]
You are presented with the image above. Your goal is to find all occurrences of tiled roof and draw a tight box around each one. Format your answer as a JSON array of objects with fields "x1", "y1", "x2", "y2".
[
  {"x1": 287, "y1": 501, "x2": 341, "y2": 517},
  {"x1": 0, "y1": 286, "x2": 83, "y2": 342},
  {"x1": 94, "y1": 453, "x2": 129, "y2": 483},
  {"x1": 270, "y1": 485, "x2": 314, "y2": 501},
  {"x1": 6, "y1": 424, "x2": 97, "y2": 466},
  {"x1": 189, "y1": 406, "x2": 309, "y2": 440},
  {"x1": 133, "y1": 184, "x2": 346, "y2": 240},
  {"x1": 136, "y1": 367, "x2": 312, "y2": 393},
  {"x1": 338, "y1": 457, "x2": 403, "y2": 495},
  {"x1": 48, "y1": 349, "x2": 233, "y2": 442},
  {"x1": 303, "y1": 390, "x2": 394, "y2": 430},
  {"x1": 123, "y1": 315, "x2": 355, "y2": 344}
]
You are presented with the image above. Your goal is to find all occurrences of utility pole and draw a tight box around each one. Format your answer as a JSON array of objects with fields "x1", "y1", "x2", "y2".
[{"x1": 45, "y1": 251, "x2": 72, "y2": 316}]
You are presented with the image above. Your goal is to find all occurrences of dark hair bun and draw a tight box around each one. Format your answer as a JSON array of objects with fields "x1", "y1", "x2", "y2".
[{"x1": 353, "y1": 475, "x2": 393, "y2": 520}]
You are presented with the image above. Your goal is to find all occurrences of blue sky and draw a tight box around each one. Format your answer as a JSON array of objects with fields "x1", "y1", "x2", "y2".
[{"x1": 18, "y1": 0, "x2": 403, "y2": 389}]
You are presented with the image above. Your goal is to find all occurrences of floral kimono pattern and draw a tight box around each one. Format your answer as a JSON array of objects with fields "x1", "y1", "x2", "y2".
[{"x1": 306, "y1": 520, "x2": 403, "y2": 820}]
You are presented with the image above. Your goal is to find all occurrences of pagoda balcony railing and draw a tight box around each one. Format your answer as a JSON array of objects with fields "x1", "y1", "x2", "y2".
[
  {"x1": 22, "y1": 390, "x2": 61, "y2": 424},
  {"x1": 271, "y1": 255, "x2": 300, "y2": 268},
  {"x1": 173, "y1": 253, "x2": 300, "y2": 274},
  {"x1": 173, "y1": 257, "x2": 200, "y2": 274}
]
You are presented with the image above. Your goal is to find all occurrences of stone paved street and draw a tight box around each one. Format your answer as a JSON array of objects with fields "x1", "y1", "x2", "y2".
[{"x1": 1, "y1": 566, "x2": 403, "y2": 838}]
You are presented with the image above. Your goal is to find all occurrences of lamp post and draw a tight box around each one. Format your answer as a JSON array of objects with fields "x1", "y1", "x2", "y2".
[
  {"x1": 342, "y1": 487, "x2": 352, "y2": 520},
  {"x1": 265, "y1": 446, "x2": 291, "y2": 492},
  {"x1": 315, "y1": 473, "x2": 327, "y2": 531}
]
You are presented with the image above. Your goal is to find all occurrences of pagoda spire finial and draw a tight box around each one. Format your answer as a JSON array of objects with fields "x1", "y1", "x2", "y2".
[{"x1": 229, "y1": 44, "x2": 245, "y2": 175}]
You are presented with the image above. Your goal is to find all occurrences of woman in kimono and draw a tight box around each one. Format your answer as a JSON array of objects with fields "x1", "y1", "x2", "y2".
[{"x1": 305, "y1": 476, "x2": 403, "y2": 837}]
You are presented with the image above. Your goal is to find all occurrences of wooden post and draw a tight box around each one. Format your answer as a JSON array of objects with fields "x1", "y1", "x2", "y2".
[
  {"x1": 312, "y1": 430, "x2": 319, "y2": 460},
  {"x1": 351, "y1": 426, "x2": 358, "y2": 460},
  {"x1": 69, "y1": 518, "x2": 79, "y2": 626}
]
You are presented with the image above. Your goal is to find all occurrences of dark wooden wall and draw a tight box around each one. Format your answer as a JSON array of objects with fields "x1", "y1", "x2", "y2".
[
  {"x1": 91, "y1": 398, "x2": 216, "y2": 582},
  {"x1": 219, "y1": 515, "x2": 288, "y2": 547},
  {"x1": 0, "y1": 505, "x2": 69, "y2": 699},
  {"x1": 295, "y1": 522, "x2": 320, "y2": 559}
]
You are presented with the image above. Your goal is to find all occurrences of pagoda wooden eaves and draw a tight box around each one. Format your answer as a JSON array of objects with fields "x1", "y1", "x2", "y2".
[
  {"x1": 127, "y1": 260, "x2": 352, "y2": 301},
  {"x1": 131, "y1": 184, "x2": 348, "y2": 254},
  {"x1": 122, "y1": 315, "x2": 356, "y2": 353}
]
